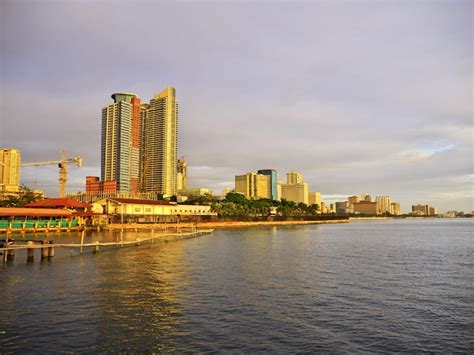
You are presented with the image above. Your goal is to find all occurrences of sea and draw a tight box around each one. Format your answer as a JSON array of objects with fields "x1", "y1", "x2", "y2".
[{"x1": 0, "y1": 218, "x2": 473, "y2": 353}]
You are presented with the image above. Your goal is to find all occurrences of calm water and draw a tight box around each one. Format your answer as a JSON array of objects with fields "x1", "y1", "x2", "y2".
[{"x1": 0, "y1": 219, "x2": 473, "y2": 353}]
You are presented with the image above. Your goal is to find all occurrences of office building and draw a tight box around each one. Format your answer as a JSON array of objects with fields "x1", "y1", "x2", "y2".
[
  {"x1": 0, "y1": 148, "x2": 21, "y2": 193},
  {"x1": 347, "y1": 195, "x2": 359, "y2": 206},
  {"x1": 281, "y1": 171, "x2": 308, "y2": 204},
  {"x1": 335, "y1": 201, "x2": 347, "y2": 213},
  {"x1": 376, "y1": 196, "x2": 392, "y2": 215},
  {"x1": 412, "y1": 204, "x2": 436, "y2": 216},
  {"x1": 354, "y1": 201, "x2": 378, "y2": 215},
  {"x1": 308, "y1": 191, "x2": 321, "y2": 207},
  {"x1": 286, "y1": 171, "x2": 303, "y2": 185},
  {"x1": 235, "y1": 172, "x2": 271, "y2": 200},
  {"x1": 141, "y1": 87, "x2": 179, "y2": 197},
  {"x1": 391, "y1": 202, "x2": 401, "y2": 215},
  {"x1": 361, "y1": 193, "x2": 372, "y2": 202},
  {"x1": 101, "y1": 92, "x2": 141, "y2": 193},
  {"x1": 257, "y1": 169, "x2": 278, "y2": 200}
]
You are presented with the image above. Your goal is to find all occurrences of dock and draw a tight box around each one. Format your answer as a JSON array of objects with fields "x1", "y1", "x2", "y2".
[{"x1": 0, "y1": 228, "x2": 214, "y2": 263}]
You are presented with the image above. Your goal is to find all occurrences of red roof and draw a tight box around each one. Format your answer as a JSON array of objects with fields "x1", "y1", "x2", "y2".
[
  {"x1": 26, "y1": 198, "x2": 92, "y2": 209},
  {"x1": 0, "y1": 207, "x2": 73, "y2": 217}
]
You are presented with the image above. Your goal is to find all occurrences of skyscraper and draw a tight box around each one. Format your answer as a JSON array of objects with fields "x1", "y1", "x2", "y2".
[
  {"x1": 235, "y1": 172, "x2": 271, "y2": 200},
  {"x1": 376, "y1": 196, "x2": 392, "y2": 214},
  {"x1": 177, "y1": 157, "x2": 188, "y2": 191},
  {"x1": 141, "y1": 87, "x2": 178, "y2": 197},
  {"x1": 257, "y1": 169, "x2": 278, "y2": 200},
  {"x1": 0, "y1": 148, "x2": 21, "y2": 194},
  {"x1": 101, "y1": 92, "x2": 140, "y2": 193}
]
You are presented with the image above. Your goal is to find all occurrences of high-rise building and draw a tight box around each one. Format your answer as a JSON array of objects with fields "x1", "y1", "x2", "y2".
[
  {"x1": 177, "y1": 157, "x2": 188, "y2": 191},
  {"x1": 141, "y1": 87, "x2": 178, "y2": 197},
  {"x1": 101, "y1": 92, "x2": 140, "y2": 193},
  {"x1": 257, "y1": 169, "x2": 278, "y2": 200},
  {"x1": 0, "y1": 148, "x2": 21, "y2": 193},
  {"x1": 391, "y1": 202, "x2": 401, "y2": 215},
  {"x1": 235, "y1": 172, "x2": 271, "y2": 200},
  {"x1": 281, "y1": 171, "x2": 308, "y2": 204},
  {"x1": 347, "y1": 195, "x2": 359, "y2": 206},
  {"x1": 308, "y1": 191, "x2": 321, "y2": 207},
  {"x1": 286, "y1": 171, "x2": 303, "y2": 185},
  {"x1": 376, "y1": 196, "x2": 392, "y2": 215},
  {"x1": 361, "y1": 193, "x2": 372, "y2": 202}
]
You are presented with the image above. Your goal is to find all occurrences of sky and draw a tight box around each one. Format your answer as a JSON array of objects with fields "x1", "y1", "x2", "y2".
[{"x1": 0, "y1": 0, "x2": 472, "y2": 213}]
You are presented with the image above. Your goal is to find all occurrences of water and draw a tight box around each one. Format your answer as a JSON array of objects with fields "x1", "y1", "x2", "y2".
[{"x1": 0, "y1": 219, "x2": 473, "y2": 352}]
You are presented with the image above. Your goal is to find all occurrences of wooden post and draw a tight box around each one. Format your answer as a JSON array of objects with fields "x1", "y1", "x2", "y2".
[
  {"x1": 41, "y1": 240, "x2": 49, "y2": 259},
  {"x1": 48, "y1": 240, "x2": 55, "y2": 258},
  {"x1": 7, "y1": 247, "x2": 15, "y2": 260},
  {"x1": 80, "y1": 230, "x2": 85, "y2": 254},
  {"x1": 27, "y1": 241, "x2": 35, "y2": 262},
  {"x1": 2, "y1": 241, "x2": 7, "y2": 263},
  {"x1": 93, "y1": 241, "x2": 100, "y2": 253}
]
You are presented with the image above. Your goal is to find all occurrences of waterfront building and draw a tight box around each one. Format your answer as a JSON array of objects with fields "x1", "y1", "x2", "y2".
[
  {"x1": 353, "y1": 201, "x2": 378, "y2": 215},
  {"x1": 376, "y1": 196, "x2": 392, "y2": 215},
  {"x1": 257, "y1": 169, "x2": 278, "y2": 200},
  {"x1": 361, "y1": 193, "x2": 372, "y2": 202},
  {"x1": 286, "y1": 171, "x2": 303, "y2": 185},
  {"x1": 320, "y1": 201, "x2": 328, "y2": 213},
  {"x1": 429, "y1": 207, "x2": 437, "y2": 215},
  {"x1": 235, "y1": 172, "x2": 271, "y2": 200},
  {"x1": 412, "y1": 204, "x2": 436, "y2": 216},
  {"x1": 308, "y1": 191, "x2": 321, "y2": 208},
  {"x1": 391, "y1": 202, "x2": 401, "y2": 215},
  {"x1": 281, "y1": 171, "x2": 308, "y2": 204},
  {"x1": 177, "y1": 157, "x2": 188, "y2": 191},
  {"x1": 0, "y1": 148, "x2": 21, "y2": 194},
  {"x1": 347, "y1": 195, "x2": 359, "y2": 206},
  {"x1": 335, "y1": 201, "x2": 347, "y2": 213},
  {"x1": 94, "y1": 198, "x2": 215, "y2": 223},
  {"x1": 141, "y1": 87, "x2": 178, "y2": 197},
  {"x1": 101, "y1": 93, "x2": 141, "y2": 193},
  {"x1": 281, "y1": 182, "x2": 309, "y2": 204}
]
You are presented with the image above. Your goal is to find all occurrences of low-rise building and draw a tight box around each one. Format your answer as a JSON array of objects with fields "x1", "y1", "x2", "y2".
[
  {"x1": 354, "y1": 201, "x2": 378, "y2": 215},
  {"x1": 94, "y1": 198, "x2": 216, "y2": 223}
]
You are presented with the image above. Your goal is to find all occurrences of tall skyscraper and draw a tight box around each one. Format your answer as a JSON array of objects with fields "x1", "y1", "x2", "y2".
[
  {"x1": 141, "y1": 87, "x2": 178, "y2": 197},
  {"x1": 101, "y1": 92, "x2": 141, "y2": 193},
  {"x1": 0, "y1": 148, "x2": 21, "y2": 193},
  {"x1": 257, "y1": 169, "x2": 278, "y2": 200}
]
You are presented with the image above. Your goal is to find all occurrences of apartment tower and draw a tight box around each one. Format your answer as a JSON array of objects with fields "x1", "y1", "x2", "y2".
[
  {"x1": 0, "y1": 148, "x2": 21, "y2": 193},
  {"x1": 101, "y1": 93, "x2": 141, "y2": 193},
  {"x1": 141, "y1": 87, "x2": 178, "y2": 197}
]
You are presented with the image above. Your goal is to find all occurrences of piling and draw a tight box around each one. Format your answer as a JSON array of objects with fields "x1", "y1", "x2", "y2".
[
  {"x1": 41, "y1": 240, "x2": 49, "y2": 259},
  {"x1": 27, "y1": 241, "x2": 35, "y2": 262},
  {"x1": 80, "y1": 230, "x2": 85, "y2": 254},
  {"x1": 93, "y1": 241, "x2": 100, "y2": 253},
  {"x1": 7, "y1": 248, "x2": 15, "y2": 261},
  {"x1": 48, "y1": 240, "x2": 55, "y2": 258}
]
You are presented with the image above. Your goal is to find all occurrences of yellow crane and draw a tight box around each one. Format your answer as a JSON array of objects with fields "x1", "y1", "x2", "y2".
[{"x1": 21, "y1": 150, "x2": 83, "y2": 198}]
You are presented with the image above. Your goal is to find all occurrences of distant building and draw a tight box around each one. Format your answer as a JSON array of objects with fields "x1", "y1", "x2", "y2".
[
  {"x1": 412, "y1": 204, "x2": 436, "y2": 216},
  {"x1": 281, "y1": 171, "x2": 308, "y2": 204},
  {"x1": 376, "y1": 196, "x2": 392, "y2": 215},
  {"x1": 308, "y1": 191, "x2": 321, "y2": 207},
  {"x1": 235, "y1": 172, "x2": 271, "y2": 200},
  {"x1": 361, "y1": 193, "x2": 372, "y2": 202},
  {"x1": 347, "y1": 195, "x2": 359, "y2": 206},
  {"x1": 177, "y1": 157, "x2": 188, "y2": 191},
  {"x1": 320, "y1": 201, "x2": 329, "y2": 213},
  {"x1": 257, "y1": 169, "x2": 278, "y2": 200},
  {"x1": 335, "y1": 201, "x2": 347, "y2": 213},
  {"x1": 86, "y1": 176, "x2": 117, "y2": 194},
  {"x1": 354, "y1": 201, "x2": 378, "y2": 215},
  {"x1": 286, "y1": 171, "x2": 303, "y2": 185},
  {"x1": 0, "y1": 148, "x2": 21, "y2": 194},
  {"x1": 391, "y1": 202, "x2": 401, "y2": 215},
  {"x1": 179, "y1": 188, "x2": 213, "y2": 197}
]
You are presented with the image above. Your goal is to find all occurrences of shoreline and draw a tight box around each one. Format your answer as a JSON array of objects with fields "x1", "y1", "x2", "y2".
[{"x1": 106, "y1": 219, "x2": 349, "y2": 230}]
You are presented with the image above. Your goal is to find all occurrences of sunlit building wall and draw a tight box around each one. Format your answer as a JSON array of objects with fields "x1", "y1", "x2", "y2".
[
  {"x1": 257, "y1": 169, "x2": 278, "y2": 200},
  {"x1": 391, "y1": 202, "x2": 401, "y2": 215},
  {"x1": 141, "y1": 87, "x2": 179, "y2": 197},
  {"x1": 0, "y1": 148, "x2": 21, "y2": 193},
  {"x1": 286, "y1": 171, "x2": 303, "y2": 185},
  {"x1": 308, "y1": 191, "x2": 321, "y2": 207},
  {"x1": 235, "y1": 173, "x2": 271, "y2": 200},
  {"x1": 376, "y1": 196, "x2": 392, "y2": 215},
  {"x1": 281, "y1": 182, "x2": 309, "y2": 204}
]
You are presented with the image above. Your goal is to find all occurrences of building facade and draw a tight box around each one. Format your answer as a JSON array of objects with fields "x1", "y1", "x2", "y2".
[
  {"x1": 235, "y1": 173, "x2": 271, "y2": 200},
  {"x1": 376, "y1": 196, "x2": 392, "y2": 215},
  {"x1": 354, "y1": 201, "x2": 378, "y2": 215},
  {"x1": 308, "y1": 191, "x2": 321, "y2": 207},
  {"x1": 141, "y1": 87, "x2": 178, "y2": 197},
  {"x1": 177, "y1": 157, "x2": 188, "y2": 191},
  {"x1": 0, "y1": 148, "x2": 21, "y2": 194},
  {"x1": 101, "y1": 92, "x2": 140, "y2": 193},
  {"x1": 257, "y1": 169, "x2": 278, "y2": 200},
  {"x1": 281, "y1": 183, "x2": 309, "y2": 204},
  {"x1": 391, "y1": 202, "x2": 401, "y2": 215}
]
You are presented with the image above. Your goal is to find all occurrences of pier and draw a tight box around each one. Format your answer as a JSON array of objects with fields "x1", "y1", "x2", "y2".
[{"x1": 0, "y1": 228, "x2": 214, "y2": 263}]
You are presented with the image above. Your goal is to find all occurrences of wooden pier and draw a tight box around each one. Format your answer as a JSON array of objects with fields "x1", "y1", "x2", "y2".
[{"x1": 0, "y1": 228, "x2": 214, "y2": 263}]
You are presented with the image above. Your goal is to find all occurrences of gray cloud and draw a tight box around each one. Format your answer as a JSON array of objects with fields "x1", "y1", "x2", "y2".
[{"x1": 1, "y1": 0, "x2": 472, "y2": 212}]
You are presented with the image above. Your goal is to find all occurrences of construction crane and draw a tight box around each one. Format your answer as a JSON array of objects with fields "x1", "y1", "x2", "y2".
[{"x1": 21, "y1": 150, "x2": 83, "y2": 198}]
